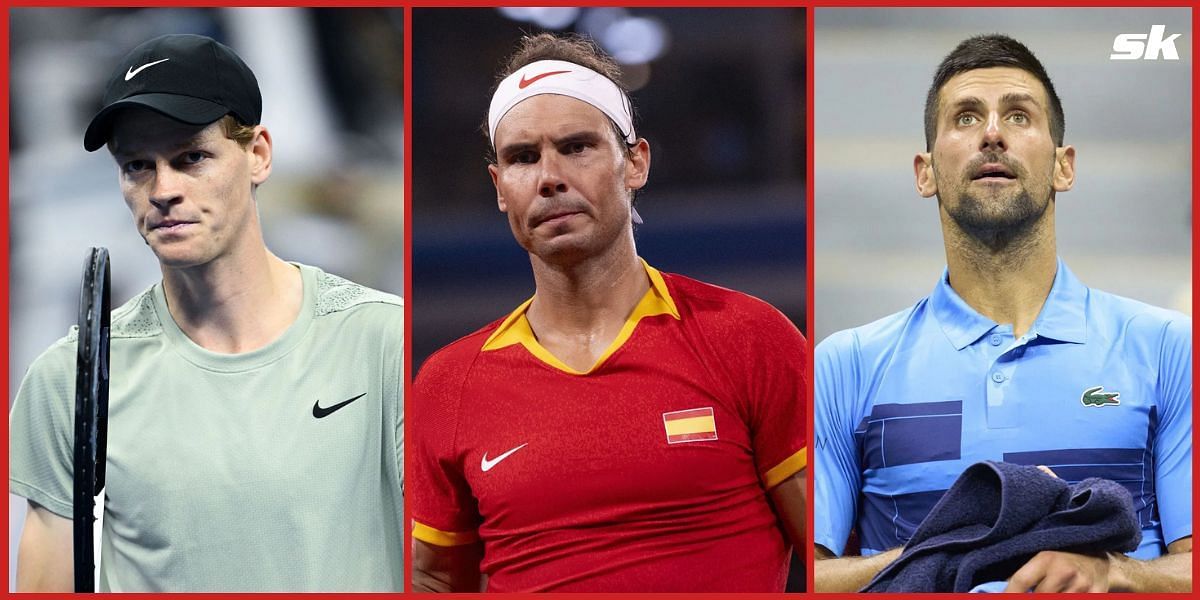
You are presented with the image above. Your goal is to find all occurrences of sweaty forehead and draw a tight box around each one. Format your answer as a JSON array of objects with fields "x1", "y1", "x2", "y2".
[
  {"x1": 493, "y1": 94, "x2": 614, "y2": 146},
  {"x1": 937, "y1": 67, "x2": 1050, "y2": 112}
]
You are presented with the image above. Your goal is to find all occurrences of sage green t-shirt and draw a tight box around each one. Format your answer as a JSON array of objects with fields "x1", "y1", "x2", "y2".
[{"x1": 9, "y1": 263, "x2": 403, "y2": 591}]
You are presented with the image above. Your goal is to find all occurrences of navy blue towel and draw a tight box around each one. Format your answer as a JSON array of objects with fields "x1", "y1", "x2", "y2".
[{"x1": 862, "y1": 461, "x2": 1141, "y2": 593}]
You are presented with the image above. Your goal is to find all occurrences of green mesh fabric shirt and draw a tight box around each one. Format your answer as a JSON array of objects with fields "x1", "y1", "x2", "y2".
[{"x1": 10, "y1": 263, "x2": 403, "y2": 591}]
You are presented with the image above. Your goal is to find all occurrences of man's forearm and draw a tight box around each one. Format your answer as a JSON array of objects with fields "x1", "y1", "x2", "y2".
[
  {"x1": 412, "y1": 539, "x2": 483, "y2": 593},
  {"x1": 412, "y1": 568, "x2": 471, "y2": 593},
  {"x1": 814, "y1": 546, "x2": 902, "y2": 592},
  {"x1": 768, "y1": 470, "x2": 806, "y2": 550},
  {"x1": 1109, "y1": 551, "x2": 1192, "y2": 592},
  {"x1": 16, "y1": 503, "x2": 74, "y2": 592}
]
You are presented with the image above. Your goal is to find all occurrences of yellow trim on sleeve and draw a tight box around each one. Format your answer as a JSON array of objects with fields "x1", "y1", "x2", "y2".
[
  {"x1": 480, "y1": 259, "x2": 680, "y2": 375},
  {"x1": 411, "y1": 520, "x2": 480, "y2": 547},
  {"x1": 763, "y1": 447, "x2": 807, "y2": 489}
]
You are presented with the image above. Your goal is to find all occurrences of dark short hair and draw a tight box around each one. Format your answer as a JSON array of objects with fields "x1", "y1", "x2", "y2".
[
  {"x1": 497, "y1": 32, "x2": 624, "y2": 86},
  {"x1": 484, "y1": 32, "x2": 636, "y2": 164},
  {"x1": 923, "y1": 34, "x2": 1064, "y2": 151}
]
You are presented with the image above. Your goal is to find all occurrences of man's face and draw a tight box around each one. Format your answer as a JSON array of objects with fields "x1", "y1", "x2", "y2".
[
  {"x1": 915, "y1": 67, "x2": 1074, "y2": 242},
  {"x1": 488, "y1": 94, "x2": 649, "y2": 264},
  {"x1": 109, "y1": 109, "x2": 270, "y2": 268}
]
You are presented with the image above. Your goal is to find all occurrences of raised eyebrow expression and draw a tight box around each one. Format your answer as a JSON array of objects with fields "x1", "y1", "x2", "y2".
[{"x1": 498, "y1": 130, "x2": 605, "y2": 164}]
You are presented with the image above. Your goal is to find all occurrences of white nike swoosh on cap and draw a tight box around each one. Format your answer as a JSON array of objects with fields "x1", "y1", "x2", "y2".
[
  {"x1": 125, "y1": 58, "x2": 170, "y2": 81},
  {"x1": 481, "y1": 443, "x2": 528, "y2": 472}
]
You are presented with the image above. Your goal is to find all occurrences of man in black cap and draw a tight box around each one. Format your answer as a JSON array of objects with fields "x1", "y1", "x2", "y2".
[{"x1": 9, "y1": 34, "x2": 404, "y2": 591}]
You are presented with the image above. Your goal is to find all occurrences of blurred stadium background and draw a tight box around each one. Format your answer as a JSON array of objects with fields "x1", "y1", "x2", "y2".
[
  {"x1": 412, "y1": 7, "x2": 807, "y2": 591},
  {"x1": 7, "y1": 7, "x2": 402, "y2": 588},
  {"x1": 815, "y1": 7, "x2": 1191, "y2": 344},
  {"x1": 413, "y1": 7, "x2": 806, "y2": 369}
]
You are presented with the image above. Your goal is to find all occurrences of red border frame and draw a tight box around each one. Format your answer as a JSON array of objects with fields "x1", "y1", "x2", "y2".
[
  {"x1": 2, "y1": 1, "x2": 1196, "y2": 598},
  {"x1": 1, "y1": 3, "x2": 11, "y2": 592},
  {"x1": 804, "y1": 6, "x2": 817, "y2": 596},
  {"x1": 403, "y1": 4, "x2": 415, "y2": 594}
]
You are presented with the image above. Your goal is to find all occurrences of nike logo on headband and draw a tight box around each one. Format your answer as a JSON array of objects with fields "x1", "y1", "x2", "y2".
[{"x1": 519, "y1": 70, "x2": 571, "y2": 89}]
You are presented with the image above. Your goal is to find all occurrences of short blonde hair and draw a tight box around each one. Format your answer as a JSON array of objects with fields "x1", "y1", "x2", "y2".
[{"x1": 218, "y1": 114, "x2": 257, "y2": 147}]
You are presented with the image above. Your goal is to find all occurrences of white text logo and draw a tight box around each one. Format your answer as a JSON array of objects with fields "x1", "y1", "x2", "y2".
[{"x1": 1111, "y1": 26, "x2": 1181, "y2": 60}]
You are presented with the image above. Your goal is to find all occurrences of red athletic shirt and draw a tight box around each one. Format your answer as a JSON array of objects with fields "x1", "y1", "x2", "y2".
[{"x1": 411, "y1": 263, "x2": 808, "y2": 592}]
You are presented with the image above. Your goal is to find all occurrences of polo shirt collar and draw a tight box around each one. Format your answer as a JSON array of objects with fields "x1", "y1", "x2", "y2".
[
  {"x1": 932, "y1": 257, "x2": 1088, "y2": 350},
  {"x1": 480, "y1": 258, "x2": 681, "y2": 374},
  {"x1": 1030, "y1": 258, "x2": 1088, "y2": 344}
]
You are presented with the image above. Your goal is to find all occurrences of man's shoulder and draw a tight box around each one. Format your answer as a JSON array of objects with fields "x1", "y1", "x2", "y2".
[
  {"x1": 117, "y1": 282, "x2": 166, "y2": 332},
  {"x1": 303, "y1": 263, "x2": 404, "y2": 318},
  {"x1": 21, "y1": 285, "x2": 161, "y2": 386},
  {"x1": 816, "y1": 301, "x2": 926, "y2": 364},
  {"x1": 420, "y1": 317, "x2": 505, "y2": 375},
  {"x1": 23, "y1": 334, "x2": 78, "y2": 384},
  {"x1": 660, "y1": 270, "x2": 797, "y2": 331},
  {"x1": 61, "y1": 284, "x2": 164, "y2": 344},
  {"x1": 22, "y1": 286, "x2": 159, "y2": 386},
  {"x1": 412, "y1": 318, "x2": 505, "y2": 412},
  {"x1": 1085, "y1": 286, "x2": 1190, "y2": 338},
  {"x1": 659, "y1": 271, "x2": 807, "y2": 368}
]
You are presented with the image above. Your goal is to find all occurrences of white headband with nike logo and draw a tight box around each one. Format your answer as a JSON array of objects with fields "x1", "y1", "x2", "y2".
[{"x1": 487, "y1": 59, "x2": 636, "y2": 149}]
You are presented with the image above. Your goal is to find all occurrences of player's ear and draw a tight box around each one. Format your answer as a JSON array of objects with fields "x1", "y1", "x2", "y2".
[
  {"x1": 1052, "y1": 145, "x2": 1075, "y2": 193},
  {"x1": 625, "y1": 138, "x2": 650, "y2": 191},
  {"x1": 249, "y1": 125, "x2": 272, "y2": 186},
  {"x1": 914, "y1": 152, "x2": 937, "y2": 198},
  {"x1": 488, "y1": 163, "x2": 508, "y2": 213}
]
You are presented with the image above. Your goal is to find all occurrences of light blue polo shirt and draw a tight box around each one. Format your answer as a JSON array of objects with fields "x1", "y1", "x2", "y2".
[{"x1": 815, "y1": 259, "x2": 1191, "y2": 560}]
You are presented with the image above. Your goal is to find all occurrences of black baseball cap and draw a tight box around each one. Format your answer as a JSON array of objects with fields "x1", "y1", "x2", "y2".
[{"x1": 83, "y1": 34, "x2": 261, "y2": 152}]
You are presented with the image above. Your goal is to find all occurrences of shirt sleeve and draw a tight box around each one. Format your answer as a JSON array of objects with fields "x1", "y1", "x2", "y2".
[
  {"x1": 734, "y1": 302, "x2": 808, "y2": 490},
  {"x1": 814, "y1": 329, "x2": 864, "y2": 557},
  {"x1": 9, "y1": 338, "x2": 77, "y2": 518},
  {"x1": 410, "y1": 347, "x2": 483, "y2": 547},
  {"x1": 1153, "y1": 316, "x2": 1191, "y2": 545},
  {"x1": 383, "y1": 306, "x2": 404, "y2": 504}
]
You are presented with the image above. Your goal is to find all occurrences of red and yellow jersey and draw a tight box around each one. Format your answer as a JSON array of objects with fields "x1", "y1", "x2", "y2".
[{"x1": 410, "y1": 261, "x2": 807, "y2": 592}]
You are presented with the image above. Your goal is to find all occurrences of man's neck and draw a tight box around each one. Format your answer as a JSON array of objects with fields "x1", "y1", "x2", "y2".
[
  {"x1": 942, "y1": 213, "x2": 1057, "y2": 339},
  {"x1": 161, "y1": 244, "x2": 304, "y2": 354},
  {"x1": 524, "y1": 240, "x2": 649, "y2": 371}
]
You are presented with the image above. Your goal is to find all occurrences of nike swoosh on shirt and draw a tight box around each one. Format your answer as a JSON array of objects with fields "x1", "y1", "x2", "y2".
[
  {"x1": 481, "y1": 443, "x2": 528, "y2": 472},
  {"x1": 125, "y1": 58, "x2": 171, "y2": 81},
  {"x1": 312, "y1": 393, "x2": 366, "y2": 418},
  {"x1": 518, "y1": 70, "x2": 570, "y2": 89}
]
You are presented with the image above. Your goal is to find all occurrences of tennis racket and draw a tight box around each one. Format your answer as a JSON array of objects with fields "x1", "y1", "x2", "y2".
[{"x1": 73, "y1": 247, "x2": 110, "y2": 593}]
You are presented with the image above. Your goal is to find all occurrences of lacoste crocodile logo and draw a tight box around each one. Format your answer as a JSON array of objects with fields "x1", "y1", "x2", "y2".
[{"x1": 1081, "y1": 386, "x2": 1121, "y2": 407}]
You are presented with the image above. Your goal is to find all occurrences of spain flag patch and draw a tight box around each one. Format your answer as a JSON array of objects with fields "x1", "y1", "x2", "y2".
[{"x1": 663, "y1": 407, "x2": 718, "y2": 444}]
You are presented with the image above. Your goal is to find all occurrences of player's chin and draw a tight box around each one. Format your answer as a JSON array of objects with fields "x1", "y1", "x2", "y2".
[
  {"x1": 527, "y1": 234, "x2": 597, "y2": 264},
  {"x1": 149, "y1": 244, "x2": 212, "y2": 269}
]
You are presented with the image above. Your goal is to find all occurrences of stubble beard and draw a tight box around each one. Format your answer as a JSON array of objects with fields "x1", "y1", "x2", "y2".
[
  {"x1": 936, "y1": 155, "x2": 1053, "y2": 255},
  {"x1": 521, "y1": 189, "x2": 634, "y2": 268},
  {"x1": 944, "y1": 185, "x2": 1048, "y2": 253}
]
